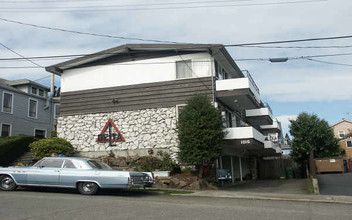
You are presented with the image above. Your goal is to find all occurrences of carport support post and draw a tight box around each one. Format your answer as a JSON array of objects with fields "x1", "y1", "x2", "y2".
[
  {"x1": 219, "y1": 156, "x2": 223, "y2": 169},
  {"x1": 239, "y1": 157, "x2": 243, "y2": 182},
  {"x1": 230, "y1": 156, "x2": 235, "y2": 183}
]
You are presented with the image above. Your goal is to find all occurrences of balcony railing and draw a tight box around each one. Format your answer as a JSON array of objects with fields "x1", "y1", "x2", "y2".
[
  {"x1": 263, "y1": 102, "x2": 273, "y2": 115},
  {"x1": 242, "y1": 70, "x2": 260, "y2": 95}
]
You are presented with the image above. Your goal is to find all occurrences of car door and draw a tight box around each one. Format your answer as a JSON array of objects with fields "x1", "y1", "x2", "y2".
[
  {"x1": 27, "y1": 158, "x2": 63, "y2": 186},
  {"x1": 59, "y1": 159, "x2": 79, "y2": 187}
]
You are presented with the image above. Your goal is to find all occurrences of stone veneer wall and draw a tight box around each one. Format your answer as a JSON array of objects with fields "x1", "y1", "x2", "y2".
[{"x1": 57, "y1": 107, "x2": 179, "y2": 159}]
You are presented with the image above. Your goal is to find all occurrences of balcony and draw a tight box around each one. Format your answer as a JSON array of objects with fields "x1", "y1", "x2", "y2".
[
  {"x1": 245, "y1": 106, "x2": 273, "y2": 126},
  {"x1": 260, "y1": 118, "x2": 282, "y2": 133},
  {"x1": 215, "y1": 71, "x2": 261, "y2": 110},
  {"x1": 223, "y1": 127, "x2": 265, "y2": 154}
]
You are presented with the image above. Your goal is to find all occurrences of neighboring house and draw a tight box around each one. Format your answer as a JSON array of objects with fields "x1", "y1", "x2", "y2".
[
  {"x1": 331, "y1": 118, "x2": 352, "y2": 139},
  {"x1": 46, "y1": 44, "x2": 282, "y2": 181},
  {"x1": 339, "y1": 138, "x2": 352, "y2": 158},
  {"x1": 0, "y1": 78, "x2": 59, "y2": 138}
]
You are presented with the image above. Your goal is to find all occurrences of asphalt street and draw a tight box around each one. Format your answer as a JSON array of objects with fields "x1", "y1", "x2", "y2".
[{"x1": 0, "y1": 188, "x2": 351, "y2": 220}]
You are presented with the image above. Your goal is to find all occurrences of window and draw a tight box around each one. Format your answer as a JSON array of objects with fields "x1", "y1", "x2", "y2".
[
  {"x1": 176, "y1": 104, "x2": 186, "y2": 119},
  {"x1": 38, "y1": 89, "x2": 44, "y2": 96},
  {"x1": 31, "y1": 87, "x2": 37, "y2": 95},
  {"x1": 40, "y1": 159, "x2": 63, "y2": 168},
  {"x1": 1, "y1": 124, "x2": 11, "y2": 137},
  {"x1": 28, "y1": 99, "x2": 38, "y2": 118},
  {"x1": 54, "y1": 104, "x2": 60, "y2": 119},
  {"x1": 63, "y1": 160, "x2": 76, "y2": 169},
  {"x1": 176, "y1": 60, "x2": 192, "y2": 79},
  {"x1": 2, "y1": 92, "x2": 13, "y2": 113},
  {"x1": 339, "y1": 131, "x2": 345, "y2": 138},
  {"x1": 35, "y1": 129, "x2": 46, "y2": 138},
  {"x1": 347, "y1": 141, "x2": 352, "y2": 148}
]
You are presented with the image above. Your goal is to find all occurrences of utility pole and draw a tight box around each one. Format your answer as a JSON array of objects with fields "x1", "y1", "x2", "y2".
[{"x1": 50, "y1": 74, "x2": 55, "y2": 95}]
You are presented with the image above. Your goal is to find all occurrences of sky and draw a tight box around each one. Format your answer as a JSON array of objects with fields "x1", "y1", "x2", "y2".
[{"x1": 0, "y1": 0, "x2": 351, "y2": 135}]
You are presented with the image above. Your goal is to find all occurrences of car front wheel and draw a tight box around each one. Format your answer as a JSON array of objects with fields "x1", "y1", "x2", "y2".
[
  {"x1": 77, "y1": 182, "x2": 99, "y2": 195},
  {"x1": 0, "y1": 175, "x2": 17, "y2": 191}
]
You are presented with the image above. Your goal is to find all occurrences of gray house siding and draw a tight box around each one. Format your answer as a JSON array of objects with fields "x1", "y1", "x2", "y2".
[
  {"x1": 60, "y1": 77, "x2": 213, "y2": 116},
  {"x1": 0, "y1": 87, "x2": 55, "y2": 137}
]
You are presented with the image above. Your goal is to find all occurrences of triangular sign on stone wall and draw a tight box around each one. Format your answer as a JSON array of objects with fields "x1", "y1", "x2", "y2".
[{"x1": 96, "y1": 118, "x2": 125, "y2": 143}]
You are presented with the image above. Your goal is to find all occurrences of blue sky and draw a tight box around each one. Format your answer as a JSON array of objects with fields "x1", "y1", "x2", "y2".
[{"x1": 0, "y1": 0, "x2": 351, "y2": 135}]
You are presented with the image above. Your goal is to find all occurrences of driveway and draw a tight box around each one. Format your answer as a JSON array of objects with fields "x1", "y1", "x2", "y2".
[
  {"x1": 317, "y1": 173, "x2": 352, "y2": 196},
  {"x1": 222, "y1": 179, "x2": 310, "y2": 194}
]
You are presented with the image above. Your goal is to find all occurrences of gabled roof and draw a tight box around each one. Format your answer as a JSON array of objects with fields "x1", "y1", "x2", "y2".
[
  {"x1": 331, "y1": 119, "x2": 352, "y2": 128},
  {"x1": 7, "y1": 79, "x2": 50, "y2": 90},
  {"x1": 45, "y1": 43, "x2": 244, "y2": 78},
  {"x1": 0, "y1": 78, "x2": 48, "y2": 100}
]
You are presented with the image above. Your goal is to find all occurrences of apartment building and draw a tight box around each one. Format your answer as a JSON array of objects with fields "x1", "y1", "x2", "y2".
[
  {"x1": 0, "y1": 78, "x2": 58, "y2": 138},
  {"x1": 46, "y1": 44, "x2": 282, "y2": 181}
]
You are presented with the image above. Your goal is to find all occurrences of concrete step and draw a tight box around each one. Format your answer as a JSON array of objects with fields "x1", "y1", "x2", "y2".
[{"x1": 12, "y1": 152, "x2": 35, "y2": 166}]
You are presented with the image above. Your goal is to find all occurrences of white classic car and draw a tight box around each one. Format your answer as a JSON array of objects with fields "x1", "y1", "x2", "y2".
[{"x1": 0, "y1": 157, "x2": 153, "y2": 195}]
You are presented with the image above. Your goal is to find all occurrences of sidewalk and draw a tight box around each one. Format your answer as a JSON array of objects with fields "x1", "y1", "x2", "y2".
[
  {"x1": 176, "y1": 190, "x2": 352, "y2": 204},
  {"x1": 173, "y1": 179, "x2": 352, "y2": 204}
]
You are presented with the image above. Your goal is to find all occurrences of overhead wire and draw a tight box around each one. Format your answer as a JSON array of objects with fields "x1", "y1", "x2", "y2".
[
  {"x1": 305, "y1": 58, "x2": 352, "y2": 67},
  {"x1": 0, "y1": 17, "x2": 182, "y2": 44},
  {"x1": 0, "y1": 0, "x2": 328, "y2": 12}
]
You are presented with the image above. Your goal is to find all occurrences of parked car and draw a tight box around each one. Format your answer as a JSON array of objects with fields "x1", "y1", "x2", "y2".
[{"x1": 0, "y1": 157, "x2": 153, "y2": 195}]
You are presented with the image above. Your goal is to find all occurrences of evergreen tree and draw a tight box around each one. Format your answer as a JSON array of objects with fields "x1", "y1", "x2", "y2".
[
  {"x1": 289, "y1": 112, "x2": 341, "y2": 164},
  {"x1": 177, "y1": 94, "x2": 225, "y2": 172}
]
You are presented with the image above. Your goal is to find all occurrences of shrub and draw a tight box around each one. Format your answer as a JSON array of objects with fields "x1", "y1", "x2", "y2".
[
  {"x1": 29, "y1": 137, "x2": 74, "y2": 159},
  {"x1": 130, "y1": 156, "x2": 160, "y2": 172},
  {"x1": 0, "y1": 135, "x2": 38, "y2": 166},
  {"x1": 50, "y1": 131, "x2": 57, "y2": 138},
  {"x1": 156, "y1": 151, "x2": 180, "y2": 173}
]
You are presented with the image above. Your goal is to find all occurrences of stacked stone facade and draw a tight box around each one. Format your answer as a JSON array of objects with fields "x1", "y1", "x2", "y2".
[{"x1": 57, "y1": 107, "x2": 179, "y2": 159}]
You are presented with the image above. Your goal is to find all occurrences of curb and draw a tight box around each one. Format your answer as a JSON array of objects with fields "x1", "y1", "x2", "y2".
[{"x1": 171, "y1": 192, "x2": 352, "y2": 205}]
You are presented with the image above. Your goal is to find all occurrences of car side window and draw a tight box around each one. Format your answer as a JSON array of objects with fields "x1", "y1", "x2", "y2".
[
  {"x1": 41, "y1": 159, "x2": 63, "y2": 168},
  {"x1": 63, "y1": 160, "x2": 76, "y2": 169}
]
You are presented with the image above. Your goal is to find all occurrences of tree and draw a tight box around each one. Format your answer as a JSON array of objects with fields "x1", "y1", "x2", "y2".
[
  {"x1": 177, "y1": 94, "x2": 225, "y2": 174},
  {"x1": 289, "y1": 112, "x2": 341, "y2": 164}
]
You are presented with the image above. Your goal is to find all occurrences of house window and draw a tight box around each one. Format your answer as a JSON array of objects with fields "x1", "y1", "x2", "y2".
[
  {"x1": 28, "y1": 98, "x2": 38, "y2": 118},
  {"x1": 54, "y1": 104, "x2": 60, "y2": 119},
  {"x1": 38, "y1": 89, "x2": 44, "y2": 96},
  {"x1": 176, "y1": 60, "x2": 192, "y2": 79},
  {"x1": 176, "y1": 104, "x2": 186, "y2": 119},
  {"x1": 31, "y1": 87, "x2": 37, "y2": 95},
  {"x1": 34, "y1": 129, "x2": 46, "y2": 139},
  {"x1": 347, "y1": 141, "x2": 352, "y2": 148},
  {"x1": 339, "y1": 131, "x2": 345, "y2": 138},
  {"x1": 1, "y1": 124, "x2": 11, "y2": 137},
  {"x1": 2, "y1": 92, "x2": 13, "y2": 114}
]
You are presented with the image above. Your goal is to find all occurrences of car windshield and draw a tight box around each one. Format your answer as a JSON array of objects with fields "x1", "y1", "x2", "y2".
[{"x1": 87, "y1": 160, "x2": 112, "y2": 170}]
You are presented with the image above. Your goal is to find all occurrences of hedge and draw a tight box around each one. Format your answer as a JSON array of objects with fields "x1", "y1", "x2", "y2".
[
  {"x1": 29, "y1": 137, "x2": 74, "y2": 159},
  {"x1": 0, "y1": 135, "x2": 38, "y2": 167}
]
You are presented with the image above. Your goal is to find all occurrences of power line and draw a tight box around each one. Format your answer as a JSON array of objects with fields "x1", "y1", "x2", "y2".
[
  {"x1": 306, "y1": 58, "x2": 352, "y2": 67},
  {"x1": 1, "y1": 0, "x2": 118, "y2": 3},
  {"x1": 0, "y1": 0, "x2": 328, "y2": 12},
  {"x1": 0, "y1": 42, "x2": 44, "y2": 68},
  {"x1": 0, "y1": 0, "x2": 264, "y2": 9},
  {"x1": 1, "y1": 52, "x2": 352, "y2": 62},
  {"x1": 225, "y1": 35, "x2": 352, "y2": 47},
  {"x1": 239, "y1": 45, "x2": 352, "y2": 49},
  {"x1": 0, "y1": 17, "x2": 182, "y2": 44}
]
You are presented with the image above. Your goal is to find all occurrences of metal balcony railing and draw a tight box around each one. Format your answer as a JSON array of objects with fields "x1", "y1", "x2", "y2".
[
  {"x1": 263, "y1": 102, "x2": 273, "y2": 115},
  {"x1": 241, "y1": 70, "x2": 260, "y2": 95}
]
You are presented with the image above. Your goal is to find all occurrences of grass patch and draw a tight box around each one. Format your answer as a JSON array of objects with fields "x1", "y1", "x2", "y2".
[{"x1": 308, "y1": 178, "x2": 314, "y2": 194}]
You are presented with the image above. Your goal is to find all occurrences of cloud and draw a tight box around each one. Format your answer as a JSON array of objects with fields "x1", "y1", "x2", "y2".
[
  {"x1": 0, "y1": 0, "x2": 351, "y2": 105},
  {"x1": 276, "y1": 114, "x2": 298, "y2": 136}
]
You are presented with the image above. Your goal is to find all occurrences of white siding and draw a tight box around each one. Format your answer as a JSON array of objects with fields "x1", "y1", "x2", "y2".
[{"x1": 61, "y1": 53, "x2": 213, "y2": 92}]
